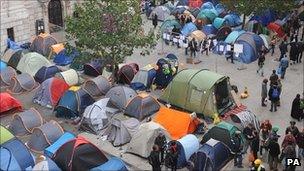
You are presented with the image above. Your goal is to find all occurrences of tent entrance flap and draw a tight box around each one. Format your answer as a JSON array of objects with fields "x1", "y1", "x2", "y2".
[{"x1": 215, "y1": 78, "x2": 233, "y2": 115}]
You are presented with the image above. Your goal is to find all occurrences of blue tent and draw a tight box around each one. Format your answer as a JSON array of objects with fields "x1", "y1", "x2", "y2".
[
  {"x1": 199, "y1": 9, "x2": 218, "y2": 21},
  {"x1": 90, "y1": 157, "x2": 128, "y2": 171},
  {"x1": 176, "y1": 0, "x2": 188, "y2": 6},
  {"x1": 215, "y1": 3, "x2": 225, "y2": 15},
  {"x1": 35, "y1": 65, "x2": 61, "y2": 83},
  {"x1": 202, "y1": 24, "x2": 218, "y2": 36},
  {"x1": 44, "y1": 132, "x2": 75, "y2": 158},
  {"x1": 252, "y1": 33, "x2": 265, "y2": 51},
  {"x1": 181, "y1": 22, "x2": 197, "y2": 36},
  {"x1": 224, "y1": 30, "x2": 245, "y2": 44},
  {"x1": 32, "y1": 157, "x2": 61, "y2": 171},
  {"x1": 171, "y1": 6, "x2": 187, "y2": 15},
  {"x1": 55, "y1": 88, "x2": 95, "y2": 118},
  {"x1": 165, "y1": 134, "x2": 199, "y2": 168},
  {"x1": 250, "y1": 9, "x2": 277, "y2": 26},
  {"x1": 213, "y1": 17, "x2": 226, "y2": 29},
  {"x1": 130, "y1": 67, "x2": 156, "y2": 91},
  {"x1": 224, "y1": 13, "x2": 242, "y2": 27},
  {"x1": 1, "y1": 138, "x2": 35, "y2": 170},
  {"x1": 0, "y1": 61, "x2": 7, "y2": 70},
  {"x1": 192, "y1": 139, "x2": 231, "y2": 171},
  {"x1": 200, "y1": 2, "x2": 214, "y2": 10},
  {"x1": 234, "y1": 32, "x2": 260, "y2": 64},
  {"x1": 53, "y1": 49, "x2": 79, "y2": 66}
]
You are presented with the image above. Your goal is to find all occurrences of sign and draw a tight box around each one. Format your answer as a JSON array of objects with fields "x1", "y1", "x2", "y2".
[
  {"x1": 162, "y1": 33, "x2": 167, "y2": 40},
  {"x1": 219, "y1": 45, "x2": 224, "y2": 52},
  {"x1": 286, "y1": 158, "x2": 301, "y2": 166},
  {"x1": 234, "y1": 43, "x2": 243, "y2": 53},
  {"x1": 226, "y1": 44, "x2": 231, "y2": 51}
]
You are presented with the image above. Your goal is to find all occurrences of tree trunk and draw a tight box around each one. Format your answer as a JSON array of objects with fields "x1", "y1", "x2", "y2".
[{"x1": 242, "y1": 15, "x2": 246, "y2": 29}]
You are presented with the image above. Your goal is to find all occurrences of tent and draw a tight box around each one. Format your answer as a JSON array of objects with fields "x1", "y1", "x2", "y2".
[
  {"x1": 8, "y1": 73, "x2": 39, "y2": 94},
  {"x1": 224, "y1": 30, "x2": 245, "y2": 44},
  {"x1": 80, "y1": 98, "x2": 111, "y2": 135},
  {"x1": 1, "y1": 48, "x2": 23, "y2": 69},
  {"x1": 82, "y1": 76, "x2": 111, "y2": 98},
  {"x1": 55, "y1": 88, "x2": 95, "y2": 118},
  {"x1": 102, "y1": 117, "x2": 140, "y2": 146},
  {"x1": 84, "y1": 59, "x2": 103, "y2": 77},
  {"x1": 49, "y1": 43, "x2": 65, "y2": 59},
  {"x1": 159, "y1": 69, "x2": 235, "y2": 117},
  {"x1": 0, "y1": 66, "x2": 17, "y2": 87},
  {"x1": 32, "y1": 157, "x2": 61, "y2": 171},
  {"x1": 224, "y1": 13, "x2": 242, "y2": 27},
  {"x1": 201, "y1": 121, "x2": 244, "y2": 153},
  {"x1": 171, "y1": 6, "x2": 187, "y2": 15},
  {"x1": 200, "y1": 2, "x2": 214, "y2": 10},
  {"x1": 44, "y1": 132, "x2": 75, "y2": 158},
  {"x1": 202, "y1": 24, "x2": 218, "y2": 36},
  {"x1": 250, "y1": 9, "x2": 276, "y2": 27},
  {"x1": 189, "y1": 1, "x2": 201, "y2": 10},
  {"x1": 8, "y1": 108, "x2": 43, "y2": 136},
  {"x1": 267, "y1": 22, "x2": 285, "y2": 38},
  {"x1": 118, "y1": 63, "x2": 139, "y2": 85},
  {"x1": 33, "y1": 77, "x2": 70, "y2": 108},
  {"x1": 189, "y1": 30, "x2": 207, "y2": 42},
  {"x1": 188, "y1": 7, "x2": 200, "y2": 18},
  {"x1": 130, "y1": 65, "x2": 157, "y2": 91},
  {"x1": 154, "y1": 58, "x2": 174, "y2": 89},
  {"x1": 1, "y1": 138, "x2": 35, "y2": 170},
  {"x1": 27, "y1": 120, "x2": 64, "y2": 153},
  {"x1": 198, "y1": 9, "x2": 218, "y2": 22},
  {"x1": 259, "y1": 34, "x2": 270, "y2": 49},
  {"x1": 35, "y1": 65, "x2": 61, "y2": 83},
  {"x1": 55, "y1": 69, "x2": 79, "y2": 86},
  {"x1": 181, "y1": 22, "x2": 197, "y2": 36},
  {"x1": 216, "y1": 26, "x2": 232, "y2": 41},
  {"x1": 90, "y1": 157, "x2": 128, "y2": 171},
  {"x1": 6, "y1": 38, "x2": 23, "y2": 50},
  {"x1": 215, "y1": 3, "x2": 225, "y2": 16},
  {"x1": 30, "y1": 33, "x2": 58, "y2": 56},
  {"x1": 165, "y1": 134, "x2": 200, "y2": 168},
  {"x1": 53, "y1": 49, "x2": 79, "y2": 66},
  {"x1": 53, "y1": 136, "x2": 108, "y2": 171},
  {"x1": 16, "y1": 52, "x2": 52, "y2": 76},
  {"x1": 0, "y1": 61, "x2": 6, "y2": 70},
  {"x1": 154, "y1": 107, "x2": 199, "y2": 140},
  {"x1": 127, "y1": 121, "x2": 170, "y2": 158},
  {"x1": 149, "y1": 6, "x2": 171, "y2": 21},
  {"x1": 213, "y1": 41, "x2": 228, "y2": 55},
  {"x1": 213, "y1": 17, "x2": 226, "y2": 29},
  {"x1": 229, "y1": 110, "x2": 260, "y2": 131},
  {"x1": 106, "y1": 86, "x2": 137, "y2": 110},
  {"x1": 0, "y1": 92, "x2": 22, "y2": 114},
  {"x1": 124, "y1": 94, "x2": 160, "y2": 121},
  {"x1": 0, "y1": 125, "x2": 14, "y2": 144},
  {"x1": 160, "y1": 18, "x2": 182, "y2": 34},
  {"x1": 191, "y1": 138, "x2": 232, "y2": 171},
  {"x1": 234, "y1": 32, "x2": 261, "y2": 64}
]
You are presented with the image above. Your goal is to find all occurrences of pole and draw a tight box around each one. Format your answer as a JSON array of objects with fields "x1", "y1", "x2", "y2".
[{"x1": 215, "y1": 55, "x2": 218, "y2": 73}]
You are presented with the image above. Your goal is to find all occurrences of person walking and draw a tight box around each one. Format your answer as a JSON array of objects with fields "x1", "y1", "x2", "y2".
[
  {"x1": 268, "y1": 84, "x2": 280, "y2": 112},
  {"x1": 297, "y1": 128, "x2": 304, "y2": 161},
  {"x1": 279, "y1": 54, "x2": 289, "y2": 79},
  {"x1": 261, "y1": 79, "x2": 268, "y2": 107},
  {"x1": 232, "y1": 130, "x2": 243, "y2": 168},
  {"x1": 279, "y1": 41, "x2": 288, "y2": 61},
  {"x1": 154, "y1": 132, "x2": 167, "y2": 163},
  {"x1": 152, "y1": 13, "x2": 158, "y2": 29},
  {"x1": 270, "y1": 36, "x2": 276, "y2": 56},
  {"x1": 243, "y1": 123, "x2": 255, "y2": 153},
  {"x1": 269, "y1": 70, "x2": 279, "y2": 86},
  {"x1": 257, "y1": 52, "x2": 265, "y2": 76},
  {"x1": 260, "y1": 120, "x2": 272, "y2": 155},
  {"x1": 267, "y1": 137, "x2": 280, "y2": 171},
  {"x1": 297, "y1": 39, "x2": 303, "y2": 63},
  {"x1": 189, "y1": 38, "x2": 197, "y2": 58},
  {"x1": 250, "y1": 159, "x2": 266, "y2": 171},
  {"x1": 148, "y1": 145, "x2": 161, "y2": 171},
  {"x1": 289, "y1": 40, "x2": 298, "y2": 65},
  {"x1": 291, "y1": 94, "x2": 303, "y2": 121}
]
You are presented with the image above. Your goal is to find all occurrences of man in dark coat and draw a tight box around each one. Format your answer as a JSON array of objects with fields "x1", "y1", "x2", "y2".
[
  {"x1": 232, "y1": 130, "x2": 243, "y2": 168},
  {"x1": 148, "y1": 145, "x2": 161, "y2": 171},
  {"x1": 154, "y1": 133, "x2": 167, "y2": 163},
  {"x1": 291, "y1": 94, "x2": 303, "y2": 121},
  {"x1": 285, "y1": 121, "x2": 300, "y2": 138},
  {"x1": 152, "y1": 13, "x2": 158, "y2": 29},
  {"x1": 267, "y1": 138, "x2": 280, "y2": 171},
  {"x1": 251, "y1": 130, "x2": 260, "y2": 160},
  {"x1": 279, "y1": 41, "x2": 288, "y2": 61},
  {"x1": 296, "y1": 128, "x2": 304, "y2": 160},
  {"x1": 282, "y1": 142, "x2": 297, "y2": 171},
  {"x1": 269, "y1": 70, "x2": 279, "y2": 86},
  {"x1": 242, "y1": 123, "x2": 254, "y2": 153},
  {"x1": 289, "y1": 41, "x2": 298, "y2": 65},
  {"x1": 189, "y1": 38, "x2": 197, "y2": 58},
  {"x1": 297, "y1": 39, "x2": 304, "y2": 63}
]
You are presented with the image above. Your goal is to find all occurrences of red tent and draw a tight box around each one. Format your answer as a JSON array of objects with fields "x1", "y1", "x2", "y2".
[
  {"x1": 0, "y1": 92, "x2": 22, "y2": 114},
  {"x1": 189, "y1": 0, "x2": 203, "y2": 8},
  {"x1": 267, "y1": 22, "x2": 285, "y2": 38}
]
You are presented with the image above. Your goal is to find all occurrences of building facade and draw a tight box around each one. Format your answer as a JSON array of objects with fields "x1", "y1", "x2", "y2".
[{"x1": 0, "y1": 0, "x2": 81, "y2": 53}]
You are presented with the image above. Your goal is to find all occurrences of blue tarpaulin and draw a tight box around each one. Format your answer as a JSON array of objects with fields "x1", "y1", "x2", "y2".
[
  {"x1": 181, "y1": 22, "x2": 197, "y2": 36},
  {"x1": 250, "y1": 9, "x2": 277, "y2": 26}
]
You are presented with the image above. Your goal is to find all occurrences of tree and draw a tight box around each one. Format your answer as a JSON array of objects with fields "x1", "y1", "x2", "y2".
[
  {"x1": 221, "y1": 0, "x2": 296, "y2": 29},
  {"x1": 65, "y1": 0, "x2": 156, "y2": 80}
]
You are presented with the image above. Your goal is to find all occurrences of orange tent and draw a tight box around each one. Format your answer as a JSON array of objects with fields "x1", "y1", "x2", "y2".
[{"x1": 154, "y1": 107, "x2": 199, "y2": 140}]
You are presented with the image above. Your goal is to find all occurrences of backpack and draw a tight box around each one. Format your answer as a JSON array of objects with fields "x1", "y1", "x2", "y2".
[{"x1": 272, "y1": 88, "x2": 279, "y2": 98}]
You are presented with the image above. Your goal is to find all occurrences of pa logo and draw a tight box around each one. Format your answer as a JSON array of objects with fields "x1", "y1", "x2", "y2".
[{"x1": 286, "y1": 158, "x2": 301, "y2": 166}]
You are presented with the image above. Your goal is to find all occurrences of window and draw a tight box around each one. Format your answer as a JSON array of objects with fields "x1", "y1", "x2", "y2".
[{"x1": 7, "y1": 27, "x2": 15, "y2": 41}]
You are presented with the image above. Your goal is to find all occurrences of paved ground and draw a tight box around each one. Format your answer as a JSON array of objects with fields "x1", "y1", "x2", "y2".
[{"x1": 1, "y1": 16, "x2": 304, "y2": 171}]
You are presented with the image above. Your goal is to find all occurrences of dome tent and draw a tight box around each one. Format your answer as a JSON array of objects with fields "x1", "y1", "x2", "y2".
[
  {"x1": 224, "y1": 13, "x2": 242, "y2": 27},
  {"x1": 229, "y1": 110, "x2": 260, "y2": 131},
  {"x1": 44, "y1": 132, "x2": 75, "y2": 158},
  {"x1": 181, "y1": 22, "x2": 198, "y2": 36},
  {"x1": 0, "y1": 92, "x2": 22, "y2": 114},
  {"x1": 8, "y1": 108, "x2": 43, "y2": 136},
  {"x1": 82, "y1": 75, "x2": 111, "y2": 98},
  {"x1": 84, "y1": 59, "x2": 103, "y2": 77},
  {"x1": 0, "y1": 61, "x2": 7, "y2": 70},
  {"x1": 0, "y1": 125, "x2": 14, "y2": 145},
  {"x1": 34, "y1": 65, "x2": 61, "y2": 84},
  {"x1": 1, "y1": 48, "x2": 23, "y2": 69},
  {"x1": 106, "y1": 86, "x2": 137, "y2": 110},
  {"x1": 0, "y1": 66, "x2": 17, "y2": 88},
  {"x1": 90, "y1": 157, "x2": 128, "y2": 171},
  {"x1": 130, "y1": 65, "x2": 157, "y2": 91},
  {"x1": 118, "y1": 63, "x2": 139, "y2": 85},
  {"x1": 30, "y1": 33, "x2": 57, "y2": 56},
  {"x1": 8, "y1": 73, "x2": 39, "y2": 94},
  {"x1": 224, "y1": 30, "x2": 245, "y2": 44},
  {"x1": 55, "y1": 69, "x2": 79, "y2": 86}
]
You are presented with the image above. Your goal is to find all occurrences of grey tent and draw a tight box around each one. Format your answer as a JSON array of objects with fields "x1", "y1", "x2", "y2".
[
  {"x1": 106, "y1": 86, "x2": 137, "y2": 110},
  {"x1": 229, "y1": 110, "x2": 260, "y2": 132},
  {"x1": 80, "y1": 98, "x2": 111, "y2": 135},
  {"x1": 0, "y1": 66, "x2": 17, "y2": 87},
  {"x1": 127, "y1": 121, "x2": 170, "y2": 158},
  {"x1": 124, "y1": 94, "x2": 160, "y2": 121},
  {"x1": 82, "y1": 76, "x2": 111, "y2": 98},
  {"x1": 102, "y1": 117, "x2": 140, "y2": 146},
  {"x1": 30, "y1": 33, "x2": 58, "y2": 56},
  {"x1": 1, "y1": 49, "x2": 24, "y2": 69},
  {"x1": 8, "y1": 108, "x2": 43, "y2": 136},
  {"x1": 27, "y1": 120, "x2": 64, "y2": 153},
  {"x1": 8, "y1": 73, "x2": 39, "y2": 94}
]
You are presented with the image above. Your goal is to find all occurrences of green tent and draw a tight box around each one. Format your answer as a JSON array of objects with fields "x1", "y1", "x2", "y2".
[
  {"x1": 160, "y1": 18, "x2": 182, "y2": 34},
  {"x1": 0, "y1": 125, "x2": 14, "y2": 144},
  {"x1": 159, "y1": 69, "x2": 235, "y2": 117}
]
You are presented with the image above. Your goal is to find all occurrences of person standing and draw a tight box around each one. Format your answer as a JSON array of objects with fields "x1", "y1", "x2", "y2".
[
  {"x1": 296, "y1": 128, "x2": 304, "y2": 161},
  {"x1": 189, "y1": 38, "x2": 197, "y2": 58},
  {"x1": 269, "y1": 70, "x2": 279, "y2": 86},
  {"x1": 152, "y1": 13, "x2": 158, "y2": 29},
  {"x1": 243, "y1": 123, "x2": 254, "y2": 153},
  {"x1": 282, "y1": 141, "x2": 297, "y2": 171},
  {"x1": 270, "y1": 36, "x2": 276, "y2": 56},
  {"x1": 232, "y1": 130, "x2": 243, "y2": 168},
  {"x1": 297, "y1": 39, "x2": 303, "y2": 63},
  {"x1": 261, "y1": 79, "x2": 268, "y2": 107},
  {"x1": 250, "y1": 159, "x2": 266, "y2": 171},
  {"x1": 289, "y1": 40, "x2": 298, "y2": 65},
  {"x1": 291, "y1": 94, "x2": 303, "y2": 121},
  {"x1": 148, "y1": 145, "x2": 161, "y2": 171},
  {"x1": 257, "y1": 52, "x2": 265, "y2": 76},
  {"x1": 268, "y1": 84, "x2": 280, "y2": 112},
  {"x1": 260, "y1": 120, "x2": 272, "y2": 155},
  {"x1": 169, "y1": 142, "x2": 178, "y2": 171},
  {"x1": 251, "y1": 130, "x2": 260, "y2": 160},
  {"x1": 267, "y1": 137, "x2": 280, "y2": 171},
  {"x1": 279, "y1": 54, "x2": 289, "y2": 79},
  {"x1": 285, "y1": 121, "x2": 300, "y2": 138},
  {"x1": 154, "y1": 132, "x2": 167, "y2": 163},
  {"x1": 279, "y1": 41, "x2": 288, "y2": 61}
]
